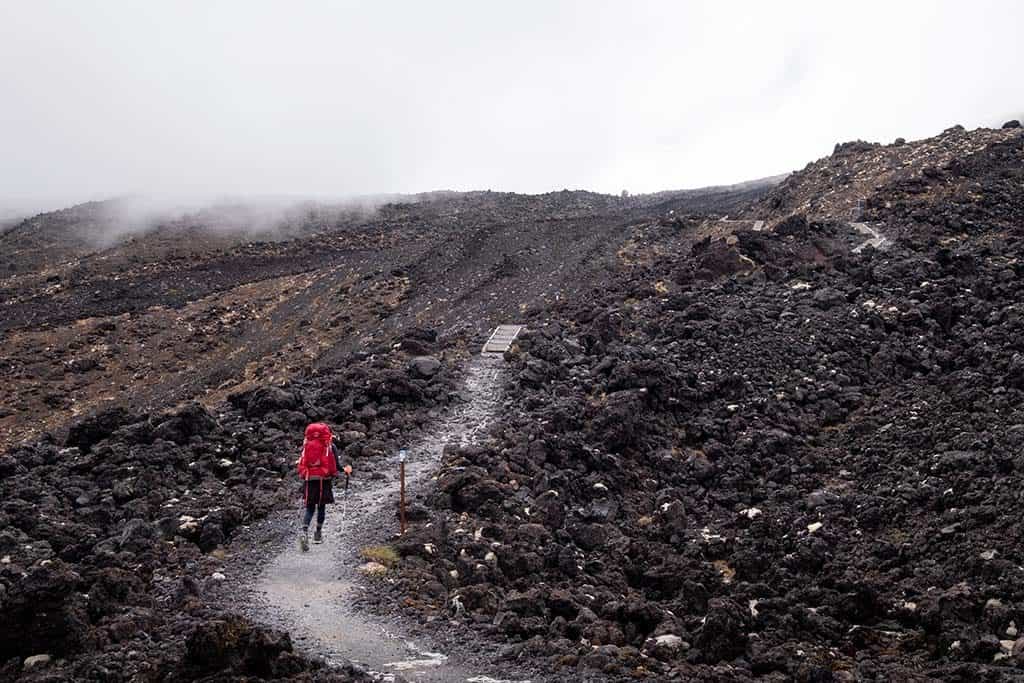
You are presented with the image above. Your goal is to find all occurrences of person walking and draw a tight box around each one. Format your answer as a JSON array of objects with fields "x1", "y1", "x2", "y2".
[{"x1": 297, "y1": 422, "x2": 352, "y2": 550}]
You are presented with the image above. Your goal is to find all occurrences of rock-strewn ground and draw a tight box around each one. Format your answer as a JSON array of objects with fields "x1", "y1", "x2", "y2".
[
  {"x1": 1, "y1": 181, "x2": 768, "y2": 680},
  {"x1": 2, "y1": 122, "x2": 1022, "y2": 681},
  {"x1": 0, "y1": 335, "x2": 469, "y2": 680},
  {"x1": 0, "y1": 185, "x2": 767, "y2": 454},
  {"x1": 378, "y1": 125, "x2": 1024, "y2": 680}
]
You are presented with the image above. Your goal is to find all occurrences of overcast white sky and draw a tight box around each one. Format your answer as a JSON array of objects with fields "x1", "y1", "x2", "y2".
[{"x1": 1, "y1": 0, "x2": 1022, "y2": 215}]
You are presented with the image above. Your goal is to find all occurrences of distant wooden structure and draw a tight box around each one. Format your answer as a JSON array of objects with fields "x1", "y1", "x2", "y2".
[{"x1": 482, "y1": 324, "x2": 524, "y2": 354}]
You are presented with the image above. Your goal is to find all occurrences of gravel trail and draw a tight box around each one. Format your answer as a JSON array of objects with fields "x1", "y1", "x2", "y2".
[
  {"x1": 850, "y1": 220, "x2": 890, "y2": 252},
  {"x1": 245, "y1": 354, "x2": 524, "y2": 682}
]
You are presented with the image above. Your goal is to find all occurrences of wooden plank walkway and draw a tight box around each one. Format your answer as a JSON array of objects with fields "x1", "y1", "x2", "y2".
[
  {"x1": 851, "y1": 222, "x2": 889, "y2": 253},
  {"x1": 482, "y1": 324, "x2": 524, "y2": 354}
]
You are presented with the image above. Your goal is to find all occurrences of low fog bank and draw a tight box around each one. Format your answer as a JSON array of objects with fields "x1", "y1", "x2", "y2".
[
  {"x1": 9, "y1": 175, "x2": 793, "y2": 250},
  {"x1": 22, "y1": 193, "x2": 418, "y2": 248},
  {"x1": 1, "y1": 201, "x2": 55, "y2": 224},
  {"x1": 100, "y1": 194, "x2": 389, "y2": 241}
]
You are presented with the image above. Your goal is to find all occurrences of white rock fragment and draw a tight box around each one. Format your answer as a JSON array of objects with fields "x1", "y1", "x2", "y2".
[
  {"x1": 23, "y1": 655, "x2": 52, "y2": 670},
  {"x1": 358, "y1": 562, "x2": 388, "y2": 576},
  {"x1": 740, "y1": 508, "x2": 762, "y2": 520},
  {"x1": 423, "y1": 543, "x2": 436, "y2": 555},
  {"x1": 655, "y1": 634, "x2": 684, "y2": 649},
  {"x1": 807, "y1": 522, "x2": 823, "y2": 533},
  {"x1": 211, "y1": 572, "x2": 226, "y2": 581},
  {"x1": 980, "y1": 549, "x2": 998, "y2": 561}
]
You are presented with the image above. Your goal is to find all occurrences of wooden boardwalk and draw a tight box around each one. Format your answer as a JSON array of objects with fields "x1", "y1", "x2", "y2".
[{"x1": 482, "y1": 324, "x2": 524, "y2": 354}]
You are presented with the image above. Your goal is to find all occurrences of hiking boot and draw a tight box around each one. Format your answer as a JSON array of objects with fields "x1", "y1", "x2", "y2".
[
  {"x1": 313, "y1": 528, "x2": 323, "y2": 544},
  {"x1": 299, "y1": 529, "x2": 310, "y2": 552}
]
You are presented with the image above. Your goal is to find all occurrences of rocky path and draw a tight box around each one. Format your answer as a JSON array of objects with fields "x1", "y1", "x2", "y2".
[
  {"x1": 245, "y1": 354, "x2": 526, "y2": 682},
  {"x1": 851, "y1": 221, "x2": 890, "y2": 252}
]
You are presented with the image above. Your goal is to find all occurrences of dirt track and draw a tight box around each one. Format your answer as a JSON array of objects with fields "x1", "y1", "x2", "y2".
[{"x1": 240, "y1": 355, "x2": 536, "y2": 682}]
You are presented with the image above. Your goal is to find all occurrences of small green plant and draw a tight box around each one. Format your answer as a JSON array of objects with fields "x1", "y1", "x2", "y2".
[{"x1": 360, "y1": 545, "x2": 399, "y2": 567}]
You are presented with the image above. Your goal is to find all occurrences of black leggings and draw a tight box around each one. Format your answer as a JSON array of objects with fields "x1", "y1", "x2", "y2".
[{"x1": 303, "y1": 503, "x2": 326, "y2": 529}]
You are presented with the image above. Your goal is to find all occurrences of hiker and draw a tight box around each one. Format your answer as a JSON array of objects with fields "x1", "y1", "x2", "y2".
[{"x1": 297, "y1": 422, "x2": 352, "y2": 549}]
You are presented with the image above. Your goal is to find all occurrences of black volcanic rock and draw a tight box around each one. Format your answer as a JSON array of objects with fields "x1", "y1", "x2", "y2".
[
  {"x1": 180, "y1": 616, "x2": 298, "y2": 678},
  {"x1": 151, "y1": 401, "x2": 217, "y2": 444},
  {"x1": 65, "y1": 407, "x2": 143, "y2": 453},
  {"x1": 380, "y1": 125, "x2": 1024, "y2": 680},
  {"x1": 231, "y1": 386, "x2": 301, "y2": 417},
  {"x1": 0, "y1": 561, "x2": 91, "y2": 660},
  {"x1": 4, "y1": 123, "x2": 1024, "y2": 681}
]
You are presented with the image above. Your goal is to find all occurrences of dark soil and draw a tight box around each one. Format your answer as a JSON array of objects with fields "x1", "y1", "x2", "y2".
[
  {"x1": 382, "y1": 126, "x2": 1024, "y2": 680},
  {"x1": 3, "y1": 184, "x2": 769, "y2": 680},
  {"x1": 3, "y1": 124, "x2": 1022, "y2": 681},
  {"x1": 0, "y1": 346, "x2": 468, "y2": 681},
  {"x1": 0, "y1": 185, "x2": 768, "y2": 453}
]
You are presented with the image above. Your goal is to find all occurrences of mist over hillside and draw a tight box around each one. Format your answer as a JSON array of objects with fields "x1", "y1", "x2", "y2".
[
  {"x1": 0, "y1": 177, "x2": 784, "y2": 276},
  {"x1": 2, "y1": 1, "x2": 1023, "y2": 680},
  {"x1": 3, "y1": 121, "x2": 1024, "y2": 681}
]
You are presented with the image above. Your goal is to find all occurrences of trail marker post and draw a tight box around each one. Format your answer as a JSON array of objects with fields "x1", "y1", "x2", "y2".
[{"x1": 398, "y1": 448, "x2": 408, "y2": 535}]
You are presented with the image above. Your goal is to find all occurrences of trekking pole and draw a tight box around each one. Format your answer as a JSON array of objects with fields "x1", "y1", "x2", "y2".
[
  {"x1": 343, "y1": 472, "x2": 350, "y2": 525},
  {"x1": 299, "y1": 473, "x2": 310, "y2": 552}
]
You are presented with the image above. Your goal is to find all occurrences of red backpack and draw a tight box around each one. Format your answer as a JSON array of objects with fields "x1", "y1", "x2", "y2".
[{"x1": 297, "y1": 422, "x2": 337, "y2": 480}]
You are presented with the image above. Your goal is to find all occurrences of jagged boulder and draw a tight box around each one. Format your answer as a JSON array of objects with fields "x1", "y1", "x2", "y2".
[
  {"x1": 231, "y1": 386, "x2": 300, "y2": 418},
  {"x1": 695, "y1": 598, "x2": 749, "y2": 663},
  {"x1": 408, "y1": 356, "x2": 442, "y2": 378},
  {"x1": 152, "y1": 402, "x2": 217, "y2": 444},
  {"x1": 180, "y1": 615, "x2": 301, "y2": 678},
  {"x1": 0, "y1": 562, "x2": 92, "y2": 660},
  {"x1": 65, "y1": 407, "x2": 143, "y2": 453}
]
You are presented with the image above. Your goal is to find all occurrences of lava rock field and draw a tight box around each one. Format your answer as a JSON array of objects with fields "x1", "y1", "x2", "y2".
[{"x1": 2, "y1": 122, "x2": 1023, "y2": 681}]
